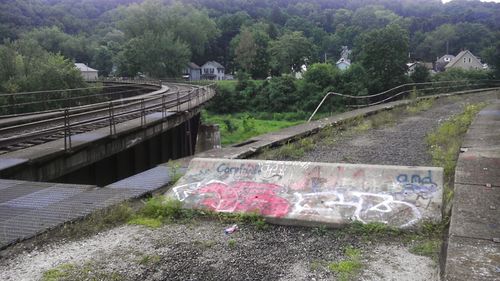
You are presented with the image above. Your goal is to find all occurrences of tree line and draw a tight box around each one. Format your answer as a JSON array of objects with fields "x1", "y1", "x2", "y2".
[{"x1": 1, "y1": 0, "x2": 499, "y2": 94}]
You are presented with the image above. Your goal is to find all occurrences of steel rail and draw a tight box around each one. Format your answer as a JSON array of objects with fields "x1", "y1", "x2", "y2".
[
  {"x1": 0, "y1": 87, "x2": 187, "y2": 136},
  {"x1": 0, "y1": 86, "x2": 157, "y2": 112},
  {"x1": 0, "y1": 83, "x2": 148, "y2": 97},
  {"x1": 0, "y1": 83, "x2": 215, "y2": 151},
  {"x1": 0, "y1": 84, "x2": 180, "y2": 120}
]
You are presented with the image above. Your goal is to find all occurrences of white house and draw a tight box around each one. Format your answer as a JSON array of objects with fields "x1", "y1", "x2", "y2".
[
  {"x1": 75, "y1": 63, "x2": 98, "y2": 80},
  {"x1": 183, "y1": 62, "x2": 201, "y2": 81},
  {"x1": 445, "y1": 50, "x2": 484, "y2": 71},
  {"x1": 336, "y1": 58, "x2": 351, "y2": 71},
  {"x1": 201, "y1": 61, "x2": 225, "y2": 80},
  {"x1": 336, "y1": 46, "x2": 352, "y2": 71}
]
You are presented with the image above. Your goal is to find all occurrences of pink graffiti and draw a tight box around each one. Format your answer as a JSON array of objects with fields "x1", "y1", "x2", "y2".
[{"x1": 195, "y1": 181, "x2": 290, "y2": 217}]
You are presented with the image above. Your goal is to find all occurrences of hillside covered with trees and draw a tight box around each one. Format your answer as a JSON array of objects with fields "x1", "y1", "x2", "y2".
[{"x1": 1, "y1": 0, "x2": 499, "y2": 100}]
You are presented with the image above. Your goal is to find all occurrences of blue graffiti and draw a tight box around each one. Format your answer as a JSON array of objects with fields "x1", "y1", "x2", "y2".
[
  {"x1": 395, "y1": 170, "x2": 438, "y2": 208},
  {"x1": 396, "y1": 170, "x2": 435, "y2": 186}
]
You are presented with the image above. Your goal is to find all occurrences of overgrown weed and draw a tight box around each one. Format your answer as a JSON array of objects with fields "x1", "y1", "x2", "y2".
[
  {"x1": 128, "y1": 196, "x2": 269, "y2": 230},
  {"x1": 42, "y1": 262, "x2": 124, "y2": 281},
  {"x1": 328, "y1": 246, "x2": 363, "y2": 281},
  {"x1": 56, "y1": 203, "x2": 133, "y2": 239},
  {"x1": 371, "y1": 111, "x2": 394, "y2": 128},
  {"x1": 167, "y1": 161, "x2": 183, "y2": 183},
  {"x1": 427, "y1": 103, "x2": 485, "y2": 180},
  {"x1": 407, "y1": 98, "x2": 434, "y2": 114}
]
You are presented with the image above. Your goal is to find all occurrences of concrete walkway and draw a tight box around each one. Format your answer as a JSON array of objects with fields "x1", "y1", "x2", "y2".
[{"x1": 444, "y1": 101, "x2": 500, "y2": 280}]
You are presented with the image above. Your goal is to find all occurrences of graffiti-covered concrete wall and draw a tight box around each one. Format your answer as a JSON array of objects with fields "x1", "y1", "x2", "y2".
[{"x1": 166, "y1": 158, "x2": 443, "y2": 228}]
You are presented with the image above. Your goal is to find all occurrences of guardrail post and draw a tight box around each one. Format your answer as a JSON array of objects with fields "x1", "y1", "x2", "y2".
[
  {"x1": 188, "y1": 90, "x2": 192, "y2": 110},
  {"x1": 64, "y1": 108, "x2": 72, "y2": 151},
  {"x1": 108, "y1": 102, "x2": 116, "y2": 136},
  {"x1": 177, "y1": 91, "x2": 180, "y2": 112},
  {"x1": 186, "y1": 118, "x2": 193, "y2": 155},
  {"x1": 141, "y1": 98, "x2": 146, "y2": 126},
  {"x1": 162, "y1": 95, "x2": 167, "y2": 119}
]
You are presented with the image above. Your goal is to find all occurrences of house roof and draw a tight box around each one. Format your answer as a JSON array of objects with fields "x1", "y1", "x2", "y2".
[
  {"x1": 436, "y1": 54, "x2": 455, "y2": 63},
  {"x1": 187, "y1": 62, "x2": 201, "y2": 69},
  {"x1": 336, "y1": 58, "x2": 351, "y2": 65},
  {"x1": 202, "y1": 61, "x2": 225, "y2": 69},
  {"x1": 75, "y1": 63, "x2": 98, "y2": 72},
  {"x1": 445, "y1": 50, "x2": 481, "y2": 69}
]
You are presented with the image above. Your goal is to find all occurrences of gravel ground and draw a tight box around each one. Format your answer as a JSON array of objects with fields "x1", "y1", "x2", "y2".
[
  {"x1": 0, "y1": 221, "x2": 434, "y2": 281},
  {"x1": 0, "y1": 92, "x2": 497, "y2": 281},
  {"x1": 264, "y1": 92, "x2": 497, "y2": 166}
]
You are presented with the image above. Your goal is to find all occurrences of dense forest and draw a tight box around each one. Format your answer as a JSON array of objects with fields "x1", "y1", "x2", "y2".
[{"x1": 1, "y1": 0, "x2": 499, "y2": 102}]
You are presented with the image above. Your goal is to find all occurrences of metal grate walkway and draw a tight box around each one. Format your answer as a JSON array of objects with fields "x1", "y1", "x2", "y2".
[{"x1": 0, "y1": 164, "x2": 173, "y2": 250}]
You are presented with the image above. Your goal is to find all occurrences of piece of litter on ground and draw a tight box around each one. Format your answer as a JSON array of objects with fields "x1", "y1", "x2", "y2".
[{"x1": 224, "y1": 224, "x2": 238, "y2": 235}]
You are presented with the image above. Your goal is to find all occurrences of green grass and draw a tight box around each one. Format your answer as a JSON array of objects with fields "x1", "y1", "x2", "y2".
[
  {"x1": 167, "y1": 161, "x2": 183, "y2": 183},
  {"x1": 406, "y1": 98, "x2": 435, "y2": 114},
  {"x1": 228, "y1": 239, "x2": 237, "y2": 248},
  {"x1": 202, "y1": 111, "x2": 302, "y2": 146},
  {"x1": 128, "y1": 217, "x2": 163, "y2": 228},
  {"x1": 194, "y1": 240, "x2": 216, "y2": 249},
  {"x1": 410, "y1": 239, "x2": 441, "y2": 261},
  {"x1": 370, "y1": 111, "x2": 395, "y2": 128},
  {"x1": 215, "y1": 80, "x2": 237, "y2": 91},
  {"x1": 427, "y1": 103, "x2": 485, "y2": 179},
  {"x1": 50, "y1": 203, "x2": 133, "y2": 242},
  {"x1": 259, "y1": 139, "x2": 310, "y2": 160},
  {"x1": 215, "y1": 79, "x2": 265, "y2": 90},
  {"x1": 426, "y1": 103, "x2": 486, "y2": 209},
  {"x1": 328, "y1": 246, "x2": 363, "y2": 281},
  {"x1": 138, "y1": 254, "x2": 161, "y2": 265},
  {"x1": 42, "y1": 262, "x2": 124, "y2": 281},
  {"x1": 128, "y1": 196, "x2": 269, "y2": 229},
  {"x1": 42, "y1": 264, "x2": 75, "y2": 281}
]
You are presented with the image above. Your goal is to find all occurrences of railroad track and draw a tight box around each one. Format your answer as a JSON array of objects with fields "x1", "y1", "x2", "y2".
[{"x1": 0, "y1": 82, "x2": 213, "y2": 154}]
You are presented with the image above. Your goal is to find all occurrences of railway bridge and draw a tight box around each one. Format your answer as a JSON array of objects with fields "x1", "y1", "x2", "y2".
[{"x1": 0, "y1": 80, "x2": 215, "y2": 186}]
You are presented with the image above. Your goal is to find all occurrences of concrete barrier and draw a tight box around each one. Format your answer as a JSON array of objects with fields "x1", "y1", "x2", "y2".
[{"x1": 166, "y1": 158, "x2": 443, "y2": 228}]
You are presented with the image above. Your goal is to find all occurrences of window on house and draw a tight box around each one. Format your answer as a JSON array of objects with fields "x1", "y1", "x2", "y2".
[
  {"x1": 469, "y1": 58, "x2": 471, "y2": 63},
  {"x1": 463, "y1": 58, "x2": 466, "y2": 63}
]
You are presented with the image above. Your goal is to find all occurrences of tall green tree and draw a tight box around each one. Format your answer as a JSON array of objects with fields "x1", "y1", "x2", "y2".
[
  {"x1": 232, "y1": 24, "x2": 271, "y2": 79},
  {"x1": 117, "y1": 31, "x2": 190, "y2": 78},
  {"x1": 358, "y1": 24, "x2": 409, "y2": 93},
  {"x1": 233, "y1": 28, "x2": 257, "y2": 75},
  {"x1": 303, "y1": 63, "x2": 340, "y2": 89},
  {"x1": 118, "y1": 0, "x2": 218, "y2": 59},
  {"x1": 492, "y1": 41, "x2": 500, "y2": 79},
  {"x1": 0, "y1": 39, "x2": 84, "y2": 93},
  {"x1": 269, "y1": 31, "x2": 314, "y2": 74},
  {"x1": 410, "y1": 64, "x2": 431, "y2": 83}
]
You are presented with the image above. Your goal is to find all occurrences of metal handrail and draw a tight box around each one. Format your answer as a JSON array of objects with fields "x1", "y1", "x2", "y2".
[
  {"x1": 307, "y1": 79, "x2": 500, "y2": 122},
  {"x1": 0, "y1": 84, "x2": 216, "y2": 150}
]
